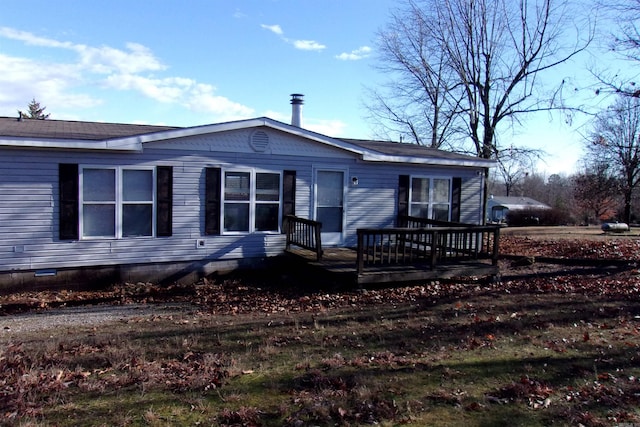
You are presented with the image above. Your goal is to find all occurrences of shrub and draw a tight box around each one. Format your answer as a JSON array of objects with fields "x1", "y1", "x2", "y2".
[{"x1": 506, "y1": 208, "x2": 573, "y2": 226}]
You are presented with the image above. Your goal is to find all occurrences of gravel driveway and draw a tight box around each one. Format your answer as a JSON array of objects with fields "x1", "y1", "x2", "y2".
[{"x1": 1, "y1": 303, "x2": 197, "y2": 335}]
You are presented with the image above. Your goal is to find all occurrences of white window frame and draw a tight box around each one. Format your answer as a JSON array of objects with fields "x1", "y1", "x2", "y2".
[
  {"x1": 79, "y1": 165, "x2": 156, "y2": 239},
  {"x1": 409, "y1": 175, "x2": 452, "y2": 221},
  {"x1": 221, "y1": 168, "x2": 283, "y2": 235}
]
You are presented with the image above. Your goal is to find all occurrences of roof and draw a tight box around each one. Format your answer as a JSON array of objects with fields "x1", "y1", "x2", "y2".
[
  {"x1": 341, "y1": 138, "x2": 487, "y2": 164},
  {"x1": 487, "y1": 196, "x2": 550, "y2": 210},
  {"x1": 0, "y1": 116, "x2": 179, "y2": 140},
  {"x1": 0, "y1": 115, "x2": 495, "y2": 168}
]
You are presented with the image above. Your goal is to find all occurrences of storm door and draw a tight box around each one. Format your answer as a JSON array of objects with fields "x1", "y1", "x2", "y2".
[{"x1": 314, "y1": 169, "x2": 345, "y2": 245}]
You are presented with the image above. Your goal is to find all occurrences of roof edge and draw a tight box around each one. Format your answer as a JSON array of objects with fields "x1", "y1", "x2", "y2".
[{"x1": 0, "y1": 137, "x2": 140, "y2": 151}]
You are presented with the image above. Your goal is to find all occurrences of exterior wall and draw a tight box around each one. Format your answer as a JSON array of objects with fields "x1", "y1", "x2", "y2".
[
  {"x1": 0, "y1": 127, "x2": 486, "y2": 289},
  {"x1": 341, "y1": 164, "x2": 484, "y2": 247}
]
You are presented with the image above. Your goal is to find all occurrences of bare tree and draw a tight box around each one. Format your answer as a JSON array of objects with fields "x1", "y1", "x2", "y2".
[
  {"x1": 587, "y1": 95, "x2": 640, "y2": 223},
  {"x1": 572, "y1": 162, "x2": 621, "y2": 223},
  {"x1": 591, "y1": 0, "x2": 640, "y2": 97},
  {"x1": 495, "y1": 145, "x2": 542, "y2": 196},
  {"x1": 366, "y1": 2, "x2": 465, "y2": 148},
  {"x1": 370, "y1": 0, "x2": 592, "y2": 159}
]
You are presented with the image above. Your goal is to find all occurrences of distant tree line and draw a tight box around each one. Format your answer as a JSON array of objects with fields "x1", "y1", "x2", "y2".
[{"x1": 488, "y1": 163, "x2": 640, "y2": 226}]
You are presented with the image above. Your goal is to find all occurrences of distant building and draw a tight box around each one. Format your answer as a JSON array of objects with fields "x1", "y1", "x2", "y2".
[{"x1": 487, "y1": 196, "x2": 550, "y2": 223}]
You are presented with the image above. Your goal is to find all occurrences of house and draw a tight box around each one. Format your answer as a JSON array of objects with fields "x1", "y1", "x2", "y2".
[
  {"x1": 0, "y1": 96, "x2": 495, "y2": 291},
  {"x1": 486, "y1": 195, "x2": 551, "y2": 223}
]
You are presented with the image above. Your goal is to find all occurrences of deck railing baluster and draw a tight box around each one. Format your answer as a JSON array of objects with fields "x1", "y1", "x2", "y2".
[
  {"x1": 284, "y1": 215, "x2": 323, "y2": 261},
  {"x1": 354, "y1": 217, "x2": 500, "y2": 273}
]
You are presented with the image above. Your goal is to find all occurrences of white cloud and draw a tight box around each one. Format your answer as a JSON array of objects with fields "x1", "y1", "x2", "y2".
[
  {"x1": 306, "y1": 119, "x2": 347, "y2": 137},
  {"x1": 185, "y1": 84, "x2": 254, "y2": 119},
  {"x1": 0, "y1": 27, "x2": 253, "y2": 122},
  {"x1": 75, "y1": 42, "x2": 165, "y2": 74},
  {"x1": 0, "y1": 27, "x2": 165, "y2": 74},
  {"x1": 233, "y1": 9, "x2": 248, "y2": 19},
  {"x1": 293, "y1": 40, "x2": 326, "y2": 51},
  {"x1": 0, "y1": 53, "x2": 101, "y2": 114},
  {"x1": 263, "y1": 109, "x2": 347, "y2": 136},
  {"x1": 105, "y1": 74, "x2": 254, "y2": 118},
  {"x1": 0, "y1": 26, "x2": 74, "y2": 49},
  {"x1": 261, "y1": 24, "x2": 284, "y2": 36},
  {"x1": 261, "y1": 24, "x2": 325, "y2": 52},
  {"x1": 335, "y1": 46, "x2": 372, "y2": 61}
]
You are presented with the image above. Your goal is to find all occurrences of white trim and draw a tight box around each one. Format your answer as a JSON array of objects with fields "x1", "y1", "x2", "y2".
[
  {"x1": 313, "y1": 166, "x2": 348, "y2": 246},
  {"x1": 221, "y1": 167, "x2": 283, "y2": 235},
  {"x1": 409, "y1": 175, "x2": 453, "y2": 221},
  {"x1": 0, "y1": 137, "x2": 141, "y2": 151},
  {"x1": 0, "y1": 116, "x2": 496, "y2": 168},
  {"x1": 79, "y1": 165, "x2": 156, "y2": 239},
  {"x1": 360, "y1": 151, "x2": 493, "y2": 167}
]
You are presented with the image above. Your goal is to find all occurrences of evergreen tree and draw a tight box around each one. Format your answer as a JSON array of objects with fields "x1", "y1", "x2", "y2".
[{"x1": 19, "y1": 98, "x2": 50, "y2": 119}]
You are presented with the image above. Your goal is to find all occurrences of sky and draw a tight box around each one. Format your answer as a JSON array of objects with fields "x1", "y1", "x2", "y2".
[{"x1": 0, "y1": 0, "x2": 623, "y2": 176}]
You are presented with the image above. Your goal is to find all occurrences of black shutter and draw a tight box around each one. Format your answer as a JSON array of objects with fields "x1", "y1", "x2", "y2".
[
  {"x1": 282, "y1": 170, "x2": 296, "y2": 234},
  {"x1": 451, "y1": 177, "x2": 462, "y2": 223},
  {"x1": 59, "y1": 163, "x2": 79, "y2": 240},
  {"x1": 397, "y1": 174, "x2": 410, "y2": 226},
  {"x1": 205, "y1": 168, "x2": 221, "y2": 235},
  {"x1": 156, "y1": 166, "x2": 173, "y2": 236}
]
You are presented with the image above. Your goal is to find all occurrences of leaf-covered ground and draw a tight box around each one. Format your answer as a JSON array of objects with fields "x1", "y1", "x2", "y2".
[
  {"x1": 2, "y1": 234, "x2": 640, "y2": 315},
  {"x1": 1, "y1": 232, "x2": 639, "y2": 426}
]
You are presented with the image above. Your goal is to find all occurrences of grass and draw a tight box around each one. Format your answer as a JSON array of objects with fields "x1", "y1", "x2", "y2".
[{"x1": 2, "y1": 289, "x2": 640, "y2": 426}]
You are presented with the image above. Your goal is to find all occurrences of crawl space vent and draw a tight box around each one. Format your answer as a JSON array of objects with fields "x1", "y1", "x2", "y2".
[{"x1": 250, "y1": 130, "x2": 270, "y2": 152}]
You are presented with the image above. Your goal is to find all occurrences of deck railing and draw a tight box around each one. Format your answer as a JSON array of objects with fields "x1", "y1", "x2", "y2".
[
  {"x1": 284, "y1": 215, "x2": 323, "y2": 261},
  {"x1": 356, "y1": 218, "x2": 500, "y2": 276}
]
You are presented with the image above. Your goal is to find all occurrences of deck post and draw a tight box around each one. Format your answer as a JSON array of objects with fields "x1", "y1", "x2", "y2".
[
  {"x1": 315, "y1": 222, "x2": 323, "y2": 261},
  {"x1": 492, "y1": 226, "x2": 500, "y2": 265},
  {"x1": 430, "y1": 230, "x2": 438, "y2": 269},
  {"x1": 356, "y1": 231, "x2": 364, "y2": 276},
  {"x1": 284, "y1": 216, "x2": 291, "y2": 251}
]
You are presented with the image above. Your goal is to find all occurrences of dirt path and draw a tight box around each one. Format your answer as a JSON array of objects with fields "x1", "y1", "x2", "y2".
[{"x1": 1, "y1": 303, "x2": 197, "y2": 336}]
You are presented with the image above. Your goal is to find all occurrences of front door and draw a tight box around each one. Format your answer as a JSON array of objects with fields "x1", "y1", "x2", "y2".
[{"x1": 315, "y1": 169, "x2": 345, "y2": 246}]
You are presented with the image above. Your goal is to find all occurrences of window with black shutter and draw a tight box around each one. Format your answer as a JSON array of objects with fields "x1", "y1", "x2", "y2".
[
  {"x1": 206, "y1": 167, "x2": 285, "y2": 235},
  {"x1": 59, "y1": 164, "x2": 172, "y2": 239}
]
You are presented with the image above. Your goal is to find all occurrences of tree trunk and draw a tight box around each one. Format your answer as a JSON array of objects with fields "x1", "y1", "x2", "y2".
[{"x1": 624, "y1": 189, "x2": 632, "y2": 224}]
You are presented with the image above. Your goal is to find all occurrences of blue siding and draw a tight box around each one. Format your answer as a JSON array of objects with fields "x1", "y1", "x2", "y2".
[{"x1": 0, "y1": 129, "x2": 486, "y2": 273}]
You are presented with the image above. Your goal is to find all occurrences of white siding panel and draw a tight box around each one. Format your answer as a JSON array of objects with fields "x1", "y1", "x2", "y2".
[{"x1": 460, "y1": 175, "x2": 484, "y2": 224}]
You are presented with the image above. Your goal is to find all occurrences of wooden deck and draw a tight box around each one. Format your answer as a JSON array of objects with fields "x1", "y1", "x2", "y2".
[
  {"x1": 286, "y1": 247, "x2": 499, "y2": 285},
  {"x1": 284, "y1": 215, "x2": 501, "y2": 286}
]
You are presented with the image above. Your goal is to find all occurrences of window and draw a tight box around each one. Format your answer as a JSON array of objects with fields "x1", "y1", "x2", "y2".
[
  {"x1": 222, "y1": 170, "x2": 281, "y2": 233},
  {"x1": 409, "y1": 177, "x2": 451, "y2": 221},
  {"x1": 80, "y1": 167, "x2": 154, "y2": 238}
]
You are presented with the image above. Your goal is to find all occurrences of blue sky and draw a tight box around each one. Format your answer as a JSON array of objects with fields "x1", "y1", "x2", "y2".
[
  {"x1": 0, "y1": 0, "x2": 616, "y2": 175},
  {"x1": 0, "y1": 0, "x2": 392, "y2": 137}
]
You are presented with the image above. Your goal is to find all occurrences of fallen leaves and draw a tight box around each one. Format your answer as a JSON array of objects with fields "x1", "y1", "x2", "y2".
[{"x1": 2, "y1": 233, "x2": 640, "y2": 425}]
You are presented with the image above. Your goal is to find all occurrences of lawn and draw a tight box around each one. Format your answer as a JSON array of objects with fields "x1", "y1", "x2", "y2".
[{"x1": 1, "y1": 229, "x2": 640, "y2": 426}]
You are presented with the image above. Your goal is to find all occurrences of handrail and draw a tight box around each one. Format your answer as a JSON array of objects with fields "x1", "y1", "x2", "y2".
[
  {"x1": 284, "y1": 215, "x2": 323, "y2": 261},
  {"x1": 356, "y1": 224, "x2": 500, "y2": 276}
]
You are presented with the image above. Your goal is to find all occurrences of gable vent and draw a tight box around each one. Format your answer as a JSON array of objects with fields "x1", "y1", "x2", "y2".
[{"x1": 250, "y1": 130, "x2": 270, "y2": 152}]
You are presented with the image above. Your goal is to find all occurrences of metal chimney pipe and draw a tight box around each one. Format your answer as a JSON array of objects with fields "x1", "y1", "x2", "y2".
[{"x1": 290, "y1": 94, "x2": 304, "y2": 127}]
